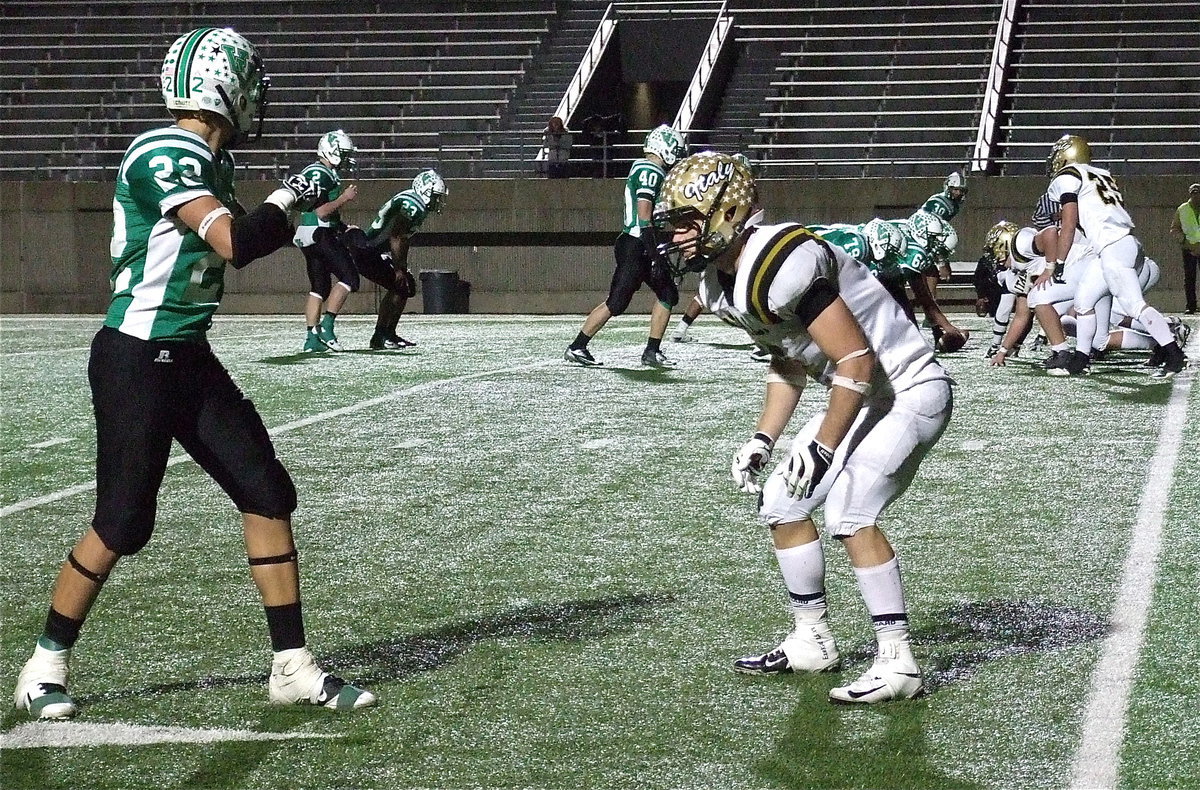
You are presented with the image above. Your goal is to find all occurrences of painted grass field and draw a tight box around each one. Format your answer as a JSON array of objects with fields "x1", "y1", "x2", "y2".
[{"x1": 1, "y1": 313, "x2": 1197, "y2": 790}]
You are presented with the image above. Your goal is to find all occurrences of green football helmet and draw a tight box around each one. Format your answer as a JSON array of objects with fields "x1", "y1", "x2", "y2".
[
  {"x1": 943, "y1": 170, "x2": 968, "y2": 198},
  {"x1": 160, "y1": 27, "x2": 268, "y2": 145},
  {"x1": 318, "y1": 129, "x2": 357, "y2": 174},
  {"x1": 412, "y1": 169, "x2": 448, "y2": 213},
  {"x1": 860, "y1": 218, "x2": 907, "y2": 262},
  {"x1": 643, "y1": 125, "x2": 687, "y2": 167}
]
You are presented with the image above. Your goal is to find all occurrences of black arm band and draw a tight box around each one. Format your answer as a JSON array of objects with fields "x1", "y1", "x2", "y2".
[
  {"x1": 795, "y1": 277, "x2": 839, "y2": 327},
  {"x1": 229, "y1": 203, "x2": 292, "y2": 269}
]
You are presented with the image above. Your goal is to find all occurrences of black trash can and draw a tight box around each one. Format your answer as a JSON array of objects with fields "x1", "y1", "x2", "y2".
[
  {"x1": 455, "y1": 278, "x2": 471, "y2": 314},
  {"x1": 420, "y1": 269, "x2": 465, "y2": 314}
]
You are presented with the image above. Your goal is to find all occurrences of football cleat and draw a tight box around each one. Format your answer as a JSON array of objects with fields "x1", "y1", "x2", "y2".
[
  {"x1": 1168, "y1": 316, "x2": 1191, "y2": 349},
  {"x1": 303, "y1": 329, "x2": 328, "y2": 353},
  {"x1": 564, "y1": 346, "x2": 602, "y2": 367},
  {"x1": 1042, "y1": 349, "x2": 1073, "y2": 375},
  {"x1": 1143, "y1": 344, "x2": 1166, "y2": 369},
  {"x1": 369, "y1": 332, "x2": 414, "y2": 350},
  {"x1": 1030, "y1": 334, "x2": 1047, "y2": 352},
  {"x1": 1065, "y1": 350, "x2": 1091, "y2": 376},
  {"x1": 268, "y1": 647, "x2": 376, "y2": 711},
  {"x1": 733, "y1": 622, "x2": 841, "y2": 675},
  {"x1": 985, "y1": 343, "x2": 1000, "y2": 358},
  {"x1": 13, "y1": 645, "x2": 78, "y2": 720},
  {"x1": 1090, "y1": 348, "x2": 1109, "y2": 363},
  {"x1": 641, "y1": 348, "x2": 677, "y2": 368},
  {"x1": 749, "y1": 346, "x2": 772, "y2": 363},
  {"x1": 1151, "y1": 345, "x2": 1188, "y2": 379},
  {"x1": 316, "y1": 323, "x2": 342, "y2": 352},
  {"x1": 829, "y1": 639, "x2": 922, "y2": 705}
]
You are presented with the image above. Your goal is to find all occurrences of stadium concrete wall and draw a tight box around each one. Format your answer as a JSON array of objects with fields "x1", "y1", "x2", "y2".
[{"x1": 1, "y1": 176, "x2": 1194, "y2": 315}]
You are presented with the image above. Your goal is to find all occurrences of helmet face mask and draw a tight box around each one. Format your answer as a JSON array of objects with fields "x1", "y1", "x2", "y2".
[
  {"x1": 161, "y1": 27, "x2": 268, "y2": 146},
  {"x1": 983, "y1": 221, "x2": 1019, "y2": 268},
  {"x1": 654, "y1": 152, "x2": 757, "y2": 277},
  {"x1": 1047, "y1": 134, "x2": 1091, "y2": 176},
  {"x1": 412, "y1": 169, "x2": 448, "y2": 213},
  {"x1": 318, "y1": 129, "x2": 357, "y2": 173},
  {"x1": 643, "y1": 125, "x2": 687, "y2": 167}
]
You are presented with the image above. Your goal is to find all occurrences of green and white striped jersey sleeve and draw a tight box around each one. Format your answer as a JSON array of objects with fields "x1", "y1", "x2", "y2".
[
  {"x1": 105, "y1": 126, "x2": 231, "y2": 341},
  {"x1": 363, "y1": 189, "x2": 427, "y2": 247},
  {"x1": 621, "y1": 159, "x2": 666, "y2": 237}
]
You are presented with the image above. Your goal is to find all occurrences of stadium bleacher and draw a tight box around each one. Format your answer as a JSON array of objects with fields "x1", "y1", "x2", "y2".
[{"x1": 0, "y1": 0, "x2": 1197, "y2": 180}]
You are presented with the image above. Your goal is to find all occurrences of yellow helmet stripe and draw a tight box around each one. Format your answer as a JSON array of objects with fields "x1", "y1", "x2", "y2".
[{"x1": 748, "y1": 225, "x2": 818, "y2": 324}]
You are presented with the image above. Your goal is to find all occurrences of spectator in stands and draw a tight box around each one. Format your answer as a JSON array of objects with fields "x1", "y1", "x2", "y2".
[
  {"x1": 295, "y1": 130, "x2": 360, "y2": 352},
  {"x1": 564, "y1": 125, "x2": 687, "y2": 368},
  {"x1": 11, "y1": 27, "x2": 376, "y2": 721},
  {"x1": 542, "y1": 116, "x2": 573, "y2": 179},
  {"x1": 1168, "y1": 183, "x2": 1200, "y2": 314}
]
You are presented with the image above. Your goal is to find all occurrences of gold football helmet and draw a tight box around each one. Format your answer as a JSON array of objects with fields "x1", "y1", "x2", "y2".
[
  {"x1": 983, "y1": 221, "x2": 1019, "y2": 267},
  {"x1": 1046, "y1": 134, "x2": 1091, "y2": 176},
  {"x1": 654, "y1": 152, "x2": 758, "y2": 275}
]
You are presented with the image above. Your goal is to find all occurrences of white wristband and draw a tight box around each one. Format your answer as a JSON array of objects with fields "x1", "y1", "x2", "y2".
[
  {"x1": 197, "y1": 206, "x2": 233, "y2": 241},
  {"x1": 264, "y1": 188, "x2": 297, "y2": 212},
  {"x1": 997, "y1": 346, "x2": 1010, "y2": 356}
]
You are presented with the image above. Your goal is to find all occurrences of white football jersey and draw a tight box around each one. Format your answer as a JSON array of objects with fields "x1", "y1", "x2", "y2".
[
  {"x1": 721, "y1": 223, "x2": 951, "y2": 399},
  {"x1": 1046, "y1": 163, "x2": 1134, "y2": 250}
]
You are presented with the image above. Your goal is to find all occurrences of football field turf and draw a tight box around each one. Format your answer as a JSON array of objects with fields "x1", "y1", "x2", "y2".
[{"x1": 1, "y1": 313, "x2": 1197, "y2": 789}]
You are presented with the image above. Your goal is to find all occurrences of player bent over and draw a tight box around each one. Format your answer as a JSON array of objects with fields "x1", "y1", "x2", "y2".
[
  {"x1": 657, "y1": 152, "x2": 953, "y2": 703},
  {"x1": 13, "y1": 28, "x2": 375, "y2": 720}
]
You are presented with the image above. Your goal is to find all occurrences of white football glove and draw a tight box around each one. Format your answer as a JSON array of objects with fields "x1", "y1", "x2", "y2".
[
  {"x1": 731, "y1": 432, "x2": 774, "y2": 493},
  {"x1": 783, "y1": 439, "x2": 835, "y2": 499}
]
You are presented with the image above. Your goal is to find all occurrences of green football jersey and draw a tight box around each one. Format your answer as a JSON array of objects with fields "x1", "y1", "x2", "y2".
[
  {"x1": 807, "y1": 224, "x2": 871, "y2": 264},
  {"x1": 621, "y1": 158, "x2": 666, "y2": 237},
  {"x1": 294, "y1": 162, "x2": 343, "y2": 247},
  {"x1": 921, "y1": 191, "x2": 962, "y2": 221},
  {"x1": 105, "y1": 126, "x2": 237, "y2": 342},
  {"x1": 362, "y1": 189, "x2": 427, "y2": 248}
]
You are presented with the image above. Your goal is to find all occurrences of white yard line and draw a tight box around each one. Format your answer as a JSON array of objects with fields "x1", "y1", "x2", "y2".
[
  {"x1": 0, "y1": 359, "x2": 559, "y2": 519},
  {"x1": 1069, "y1": 368, "x2": 1194, "y2": 789},
  {"x1": 0, "y1": 721, "x2": 338, "y2": 749},
  {"x1": 28, "y1": 437, "x2": 73, "y2": 449}
]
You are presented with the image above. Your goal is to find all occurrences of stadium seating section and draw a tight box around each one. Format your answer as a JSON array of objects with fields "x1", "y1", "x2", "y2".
[{"x1": 1, "y1": 0, "x2": 1196, "y2": 180}]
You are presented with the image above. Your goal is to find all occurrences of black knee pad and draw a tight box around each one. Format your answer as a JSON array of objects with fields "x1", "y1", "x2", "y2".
[
  {"x1": 232, "y1": 458, "x2": 298, "y2": 520},
  {"x1": 606, "y1": 293, "x2": 633, "y2": 317},
  {"x1": 92, "y1": 513, "x2": 155, "y2": 556}
]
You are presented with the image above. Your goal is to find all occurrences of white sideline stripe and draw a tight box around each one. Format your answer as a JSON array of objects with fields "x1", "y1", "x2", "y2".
[
  {"x1": 28, "y1": 438, "x2": 73, "y2": 449},
  {"x1": 1069, "y1": 369, "x2": 1193, "y2": 789},
  {"x1": 0, "y1": 721, "x2": 338, "y2": 749},
  {"x1": 0, "y1": 360, "x2": 558, "y2": 518}
]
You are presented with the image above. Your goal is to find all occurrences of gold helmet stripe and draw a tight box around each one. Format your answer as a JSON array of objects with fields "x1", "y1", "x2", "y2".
[{"x1": 748, "y1": 224, "x2": 819, "y2": 325}]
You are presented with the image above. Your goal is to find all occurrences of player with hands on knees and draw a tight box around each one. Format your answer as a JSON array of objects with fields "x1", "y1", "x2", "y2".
[
  {"x1": 12, "y1": 27, "x2": 375, "y2": 721},
  {"x1": 662, "y1": 152, "x2": 953, "y2": 705}
]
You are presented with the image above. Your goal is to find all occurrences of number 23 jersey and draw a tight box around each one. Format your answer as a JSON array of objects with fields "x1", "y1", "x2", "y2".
[{"x1": 107, "y1": 126, "x2": 237, "y2": 341}]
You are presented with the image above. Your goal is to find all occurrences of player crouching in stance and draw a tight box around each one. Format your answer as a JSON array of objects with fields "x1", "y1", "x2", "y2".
[
  {"x1": 656, "y1": 153, "x2": 953, "y2": 703},
  {"x1": 344, "y1": 168, "x2": 449, "y2": 349},
  {"x1": 12, "y1": 28, "x2": 375, "y2": 720}
]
